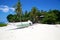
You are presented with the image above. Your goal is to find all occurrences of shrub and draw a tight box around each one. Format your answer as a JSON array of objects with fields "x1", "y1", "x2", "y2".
[
  {"x1": 0, "y1": 23, "x2": 7, "y2": 27},
  {"x1": 41, "y1": 13, "x2": 57, "y2": 24}
]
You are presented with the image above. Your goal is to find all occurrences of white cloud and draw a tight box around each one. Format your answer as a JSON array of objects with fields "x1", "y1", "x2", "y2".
[
  {"x1": 0, "y1": 5, "x2": 15, "y2": 12},
  {"x1": 10, "y1": 8, "x2": 15, "y2": 11},
  {"x1": 2, "y1": 8, "x2": 9, "y2": 12},
  {"x1": 4, "y1": 5, "x2": 8, "y2": 8}
]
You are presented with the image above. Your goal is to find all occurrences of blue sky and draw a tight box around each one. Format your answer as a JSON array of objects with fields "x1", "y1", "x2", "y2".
[{"x1": 0, "y1": 0, "x2": 60, "y2": 23}]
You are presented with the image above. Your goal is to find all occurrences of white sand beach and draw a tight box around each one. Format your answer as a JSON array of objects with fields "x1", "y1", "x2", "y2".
[{"x1": 0, "y1": 23, "x2": 60, "y2": 40}]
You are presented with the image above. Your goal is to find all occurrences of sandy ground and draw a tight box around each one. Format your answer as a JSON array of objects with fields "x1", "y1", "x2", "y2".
[{"x1": 0, "y1": 23, "x2": 60, "y2": 40}]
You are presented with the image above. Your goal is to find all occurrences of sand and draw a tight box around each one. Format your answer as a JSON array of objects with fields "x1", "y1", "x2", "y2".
[{"x1": 0, "y1": 23, "x2": 60, "y2": 40}]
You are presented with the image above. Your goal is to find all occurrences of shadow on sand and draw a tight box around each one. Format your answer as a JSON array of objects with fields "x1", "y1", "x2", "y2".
[{"x1": 9, "y1": 26, "x2": 29, "y2": 30}]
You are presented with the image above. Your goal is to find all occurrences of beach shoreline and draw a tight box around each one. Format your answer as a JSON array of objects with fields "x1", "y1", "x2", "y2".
[{"x1": 0, "y1": 23, "x2": 60, "y2": 40}]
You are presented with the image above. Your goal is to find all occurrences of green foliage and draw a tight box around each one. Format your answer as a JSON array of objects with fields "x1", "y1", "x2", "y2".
[
  {"x1": 0, "y1": 23, "x2": 7, "y2": 27},
  {"x1": 7, "y1": 0, "x2": 60, "y2": 24},
  {"x1": 21, "y1": 10, "x2": 30, "y2": 21},
  {"x1": 14, "y1": 0, "x2": 22, "y2": 22},
  {"x1": 30, "y1": 7, "x2": 41, "y2": 23},
  {"x1": 50, "y1": 10, "x2": 60, "y2": 22},
  {"x1": 41, "y1": 11, "x2": 57, "y2": 24},
  {"x1": 7, "y1": 14, "x2": 21, "y2": 22},
  {"x1": 7, "y1": 14, "x2": 14, "y2": 22}
]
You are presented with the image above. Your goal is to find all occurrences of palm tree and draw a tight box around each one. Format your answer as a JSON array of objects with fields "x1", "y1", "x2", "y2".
[
  {"x1": 30, "y1": 7, "x2": 38, "y2": 23},
  {"x1": 14, "y1": 0, "x2": 22, "y2": 22}
]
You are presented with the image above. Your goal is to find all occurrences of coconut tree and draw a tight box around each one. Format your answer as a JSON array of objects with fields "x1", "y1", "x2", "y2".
[
  {"x1": 30, "y1": 7, "x2": 38, "y2": 23},
  {"x1": 14, "y1": 0, "x2": 22, "y2": 22}
]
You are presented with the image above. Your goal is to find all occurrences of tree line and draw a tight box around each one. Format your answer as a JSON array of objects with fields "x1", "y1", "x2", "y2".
[{"x1": 7, "y1": 0, "x2": 60, "y2": 24}]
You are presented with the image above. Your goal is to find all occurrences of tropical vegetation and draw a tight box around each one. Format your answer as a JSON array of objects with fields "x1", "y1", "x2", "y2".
[
  {"x1": 0, "y1": 22, "x2": 7, "y2": 27},
  {"x1": 7, "y1": 0, "x2": 60, "y2": 24}
]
